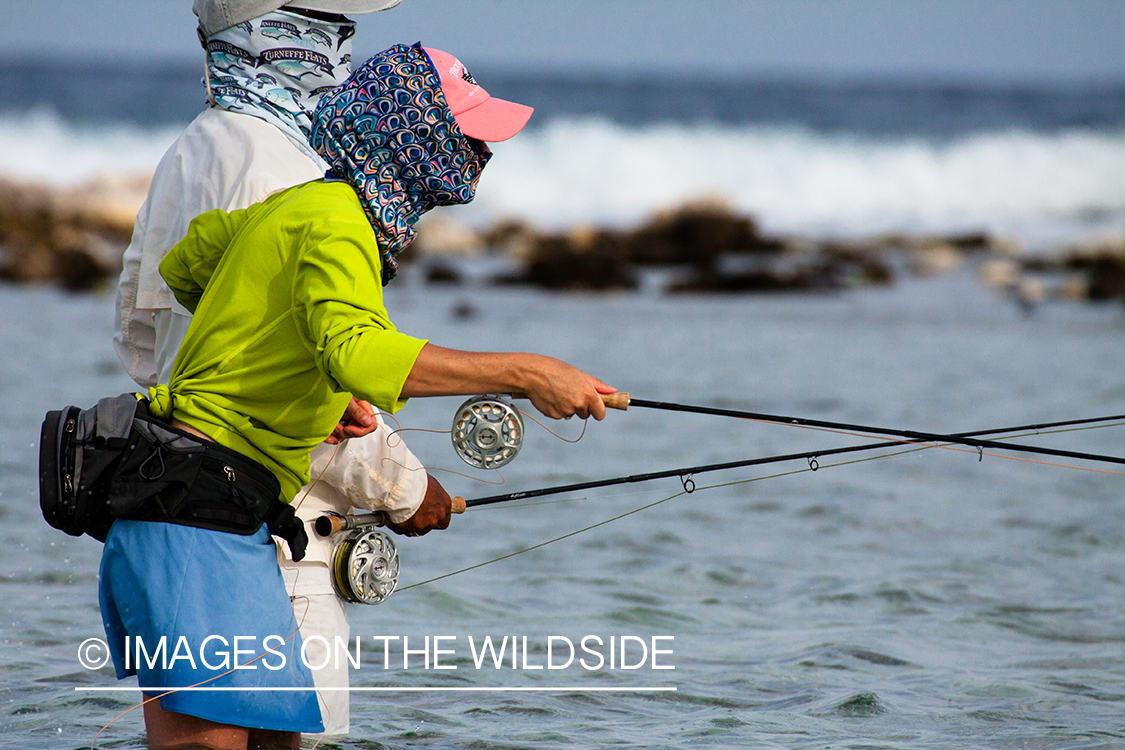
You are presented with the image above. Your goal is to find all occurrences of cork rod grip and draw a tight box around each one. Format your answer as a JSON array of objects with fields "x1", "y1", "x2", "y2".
[
  {"x1": 314, "y1": 513, "x2": 381, "y2": 536},
  {"x1": 315, "y1": 498, "x2": 466, "y2": 536},
  {"x1": 600, "y1": 392, "x2": 631, "y2": 410}
]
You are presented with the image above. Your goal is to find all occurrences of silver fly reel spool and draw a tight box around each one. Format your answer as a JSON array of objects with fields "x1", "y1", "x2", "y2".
[
  {"x1": 331, "y1": 527, "x2": 400, "y2": 605},
  {"x1": 451, "y1": 395, "x2": 525, "y2": 469}
]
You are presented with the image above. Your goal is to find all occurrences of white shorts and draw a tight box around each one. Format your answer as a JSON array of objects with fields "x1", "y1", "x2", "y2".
[{"x1": 282, "y1": 557, "x2": 351, "y2": 736}]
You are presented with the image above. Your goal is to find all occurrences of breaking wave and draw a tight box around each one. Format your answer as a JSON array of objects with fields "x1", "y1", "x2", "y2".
[{"x1": 2, "y1": 108, "x2": 1124, "y2": 244}]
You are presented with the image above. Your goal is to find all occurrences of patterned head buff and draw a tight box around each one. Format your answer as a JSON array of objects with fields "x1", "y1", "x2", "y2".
[
  {"x1": 309, "y1": 43, "x2": 492, "y2": 284},
  {"x1": 204, "y1": 9, "x2": 356, "y2": 168}
]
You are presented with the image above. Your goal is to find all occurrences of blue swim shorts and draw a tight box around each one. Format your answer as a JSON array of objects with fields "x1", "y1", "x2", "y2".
[{"x1": 99, "y1": 519, "x2": 324, "y2": 734}]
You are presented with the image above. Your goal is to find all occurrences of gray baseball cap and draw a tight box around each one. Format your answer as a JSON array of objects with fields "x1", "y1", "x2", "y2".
[{"x1": 194, "y1": 0, "x2": 402, "y2": 36}]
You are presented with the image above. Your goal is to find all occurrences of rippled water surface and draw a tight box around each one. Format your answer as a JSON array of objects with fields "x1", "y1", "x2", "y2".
[{"x1": 2, "y1": 270, "x2": 1124, "y2": 749}]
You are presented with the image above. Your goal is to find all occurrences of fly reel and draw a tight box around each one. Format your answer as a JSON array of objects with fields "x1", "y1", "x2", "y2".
[
  {"x1": 330, "y1": 526, "x2": 400, "y2": 605},
  {"x1": 451, "y1": 395, "x2": 524, "y2": 469}
]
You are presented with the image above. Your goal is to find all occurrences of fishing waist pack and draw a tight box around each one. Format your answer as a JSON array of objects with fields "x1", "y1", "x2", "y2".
[{"x1": 38, "y1": 394, "x2": 307, "y2": 560}]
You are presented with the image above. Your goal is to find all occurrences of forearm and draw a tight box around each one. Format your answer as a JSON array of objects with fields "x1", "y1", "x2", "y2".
[
  {"x1": 400, "y1": 344, "x2": 548, "y2": 398},
  {"x1": 401, "y1": 343, "x2": 613, "y2": 421}
]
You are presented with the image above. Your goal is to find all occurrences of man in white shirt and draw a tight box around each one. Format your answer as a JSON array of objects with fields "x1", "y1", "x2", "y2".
[{"x1": 112, "y1": 0, "x2": 431, "y2": 741}]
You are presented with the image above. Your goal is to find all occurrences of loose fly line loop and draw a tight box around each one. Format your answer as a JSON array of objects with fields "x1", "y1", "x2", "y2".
[
  {"x1": 399, "y1": 441, "x2": 935, "y2": 594},
  {"x1": 393, "y1": 418, "x2": 1124, "y2": 594},
  {"x1": 320, "y1": 398, "x2": 1124, "y2": 603}
]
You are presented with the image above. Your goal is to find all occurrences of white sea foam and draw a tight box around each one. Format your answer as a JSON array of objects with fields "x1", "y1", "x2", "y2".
[
  {"x1": 470, "y1": 118, "x2": 1125, "y2": 246},
  {"x1": 0, "y1": 107, "x2": 179, "y2": 186},
  {"x1": 2, "y1": 109, "x2": 1124, "y2": 246}
]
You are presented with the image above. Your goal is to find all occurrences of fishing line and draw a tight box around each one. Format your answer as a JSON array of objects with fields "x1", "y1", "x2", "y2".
[
  {"x1": 923, "y1": 442, "x2": 1125, "y2": 475},
  {"x1": 626, "y1": 399, "x2": 1125, "y2": 438},
  {"x1": 619, "y1": 399, "x2": 1125, "y2": 467},
  {"x1": 387, "y1": 425, "x2": 453, "y2": 441},
  {"x1": 465, "y1": 417, "x2": 1125, "y2": 508},
  {"x1": 741, "y1": 418, "x2": 1125, "y2": 476},
  {"x1": 91, "y1": 418, "x2": 1119, "y2": 744},
  {"x1": 420, "y1": 464, "x2": 508, "y2": 486},
  {"x1": 396, "y1": 489, "x2": 691, "y2": 593},
  {"x1": 384, "y1": 401, "x2": 589, "y2": 481},
  {"x1": 398, "y1": 419, "x2": 1124, "y2": 593},
  {"x1": 90, "y1": 626, "x2": 307, "y2": 750},
  {"x1": 518, "y1": 407, "x2": 589, "y2": 443},
  {"x1": 397, "y1": 443, "x2": 932, "y2": 593}
]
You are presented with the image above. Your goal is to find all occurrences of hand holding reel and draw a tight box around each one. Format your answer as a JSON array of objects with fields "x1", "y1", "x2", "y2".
[
  {"x1": 451, "y1": 392, "x2": 630, "y2": 470},
  {"x1": 323, "y1": 390, "x2": 627, "y2": 604},
  {"x1": 320, "y1": 513, "x2": 399, "y2": 605},
  {"x1": 317, "y1": 496, "x2": 467, "y2": 605},
  {"x1": 451, "y1": 395, "x2": 525, "y2": 469}
]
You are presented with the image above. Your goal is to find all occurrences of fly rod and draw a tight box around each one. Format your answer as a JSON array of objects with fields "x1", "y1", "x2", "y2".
[
  {"x1": 509, "y1": 394, "x2": 1125, "y2": 469},
  {"x1": 465, "y1": 410, "x2": 1125, "y2": 508},
  {"x1": 624, "y1": 397, "x2": 1125, "y2": 448},
  {"x1": 321, "y1": 403, "x2": 1123, "y2": 526}
]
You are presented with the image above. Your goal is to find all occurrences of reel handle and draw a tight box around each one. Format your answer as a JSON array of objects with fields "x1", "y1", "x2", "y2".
[
  {"x1": 509, "y1": 391, "x2": 631, "y2": 411},
  {"x1": 315, "y1": 497, "x2": 467, "y2": 537}
]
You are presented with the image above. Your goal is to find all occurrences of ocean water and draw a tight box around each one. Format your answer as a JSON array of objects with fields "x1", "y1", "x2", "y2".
[
  {"x1": 2, "y1": 268, "x2": 1124, "y2": 749},
  {"x1": 2, "y1": 63, "x2": 1124, "y2": 250},
  {"x1": 2, "y1": 61, "x2": 1125, "y2": 748}
]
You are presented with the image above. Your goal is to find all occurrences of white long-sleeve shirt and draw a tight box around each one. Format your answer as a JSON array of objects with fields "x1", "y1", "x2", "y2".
[{"x1": 113, "y1": 106, "x2": 427, "y2": 585}]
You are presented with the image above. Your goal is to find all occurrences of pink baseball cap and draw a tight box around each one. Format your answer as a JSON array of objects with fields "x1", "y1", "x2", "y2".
[{"x1": 424, "y1": 47, "x2": 533, "y2": 142}]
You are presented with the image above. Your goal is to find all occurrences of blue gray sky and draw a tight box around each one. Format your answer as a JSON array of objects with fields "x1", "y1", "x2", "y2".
[{"x1": 6, "y1": 0, "x2": 1125, "y2": 81}]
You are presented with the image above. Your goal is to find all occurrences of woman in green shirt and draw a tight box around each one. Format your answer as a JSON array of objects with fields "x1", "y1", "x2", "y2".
[{"x1": 103, "y1": 43, "x2": 614, "y2": 749}]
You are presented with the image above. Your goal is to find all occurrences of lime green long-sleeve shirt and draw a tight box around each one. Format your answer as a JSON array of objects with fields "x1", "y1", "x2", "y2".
[{"x1": 158, "y1": 179, "x2": 427, "y2": 502}]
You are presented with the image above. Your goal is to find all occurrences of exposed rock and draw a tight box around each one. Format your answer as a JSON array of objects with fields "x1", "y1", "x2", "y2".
[
  {"x1": 410, "y1": 215, "x2": 485, "y2": 259},
  {"x1": 450, "y1": 300, "x2": 476, "y2": 320},
  {"x1": 976, "y1": 234, "x2": 1123, "y2": 310},
  {"x1": 1013, "y1": 276, "x2": 1049, "y2": 315},
  {"x1": 817, "y1": 243, "x2": 894, "y2": 286},
  {"x1": 978, "y1": 258, "x2": 1020, "y2": 290},
  {"x1": 0, "y1": 176, "x2": 147, "y2": 290},
  {"x1": 1055, "y1": 236, "x2": 1125, "y2": 302},
  {"x1": 668, "y1": 255, "x2": 846, "y2": 294},
  {"x1": 0, "y1": 177, "x2": 1116, "y2": 308},
  {"x1": 869, "y1": 230, "x2": 1002, "y2": 255},
  {"x1": 942, "y1": 231, "x2": 993, "y2": 252},
  {"x1": 482, "y1": 219, "x2": 538, "y2": 260},
  {"x1": 497, "y1": 225, "x2": 637, "y2": 291},
  {"x1": 623, "y1": 200, "x2": 781, "y2": 267},
  {"x1": 424, "y1": 262, "x2": 463, "y2": 285},
  {"x1": 1078, "y1": 254, "x2": 1125, "y2": 302},
  {"x1": 908, "y1": 242, "x2": 964, "y2": 277},
  {"x1": 1058, "y1": 275, "x2": 1090, "y2": 301}
]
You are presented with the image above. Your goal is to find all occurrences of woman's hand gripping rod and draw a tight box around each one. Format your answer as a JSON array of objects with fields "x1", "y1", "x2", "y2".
[
  {"x1": 452, "y1": 392, "x2": 630, "y2": 470},
  {"x1": 509, "y1": 391, "x2": 631, "y2": 412}
]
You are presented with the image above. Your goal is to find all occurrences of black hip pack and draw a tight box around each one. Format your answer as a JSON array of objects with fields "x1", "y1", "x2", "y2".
[{"x1": 38, "y1": 394, "x2": 307, "y2": 561}]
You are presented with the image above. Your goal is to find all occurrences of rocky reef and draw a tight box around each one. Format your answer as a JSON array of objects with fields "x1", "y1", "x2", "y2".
[
  {"x1": 0, "y1": 176, "x2": 148, "y2": 291},
  {"x1": 416, "y1": 199, "x2": 1123, "y2": 306},
  {"x1": 2, "y1": 177, "x2": 1122, "y2": 307}
]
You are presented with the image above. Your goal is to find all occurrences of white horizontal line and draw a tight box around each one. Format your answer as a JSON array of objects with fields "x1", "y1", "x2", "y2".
[{"x1": 74, "y1": 686, "x2": 676, "y2": 693}]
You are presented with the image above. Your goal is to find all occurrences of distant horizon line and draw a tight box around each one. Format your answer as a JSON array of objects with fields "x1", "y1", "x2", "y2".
[{"x1": 3, "y1": 51, "x2": 1124, "y2": 89}]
